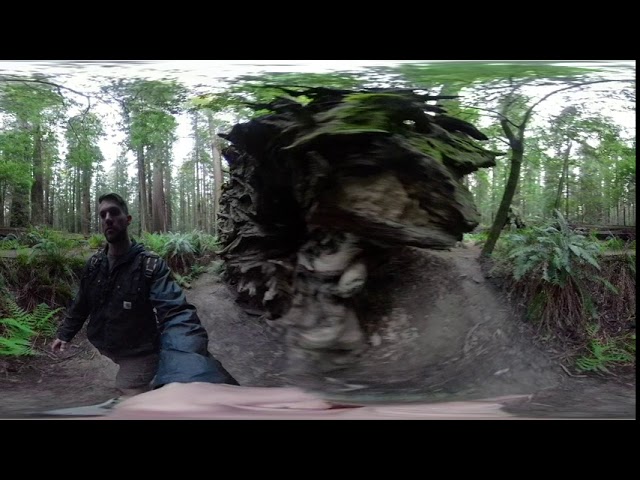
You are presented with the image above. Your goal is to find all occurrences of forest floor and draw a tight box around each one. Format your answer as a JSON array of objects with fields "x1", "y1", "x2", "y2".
[{"x1": 0, "y1": 244, "x2": 635, "y2": 419}]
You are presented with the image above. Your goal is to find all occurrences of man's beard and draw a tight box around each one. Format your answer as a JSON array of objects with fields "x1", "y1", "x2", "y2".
[{"x1": 105, "y1": 228, "x2": 127, "y2": 244}]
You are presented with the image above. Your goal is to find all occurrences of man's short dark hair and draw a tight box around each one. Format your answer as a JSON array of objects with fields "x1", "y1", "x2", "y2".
[{"x1": 98, "y1": 192, "x2": 129, "y2": 215}]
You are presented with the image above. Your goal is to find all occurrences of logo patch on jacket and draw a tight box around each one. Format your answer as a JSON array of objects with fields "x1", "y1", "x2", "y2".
[{"x1": 123, "y1": 301, "x2": 132, "y2": 310}]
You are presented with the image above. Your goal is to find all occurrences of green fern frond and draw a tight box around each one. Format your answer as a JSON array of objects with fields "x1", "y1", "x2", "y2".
[
  {"x1": 0, "y1": 299, "x2": 61, "y2": 357},
  {"x1": 28, "y1": 303, "x2": 62, "y2": 336},
  {"x1": 626, "y1": 256, "x2": 636, "y2": 275},
  {"x1": 575, "y1": 356, "x2": 611, "y2": 373},
  {"x1": 569, "y1": 244, "x2": 601, "y2": 270},
  {"x1": 0, "y1": 317, "x2": 36, "y2": 337},
  {"x1": 594, "y1": 276, "x2": 620, "y2": 295},
  {"x1": 585, "y1": 323, "x2": 600, "y2": 338},
  {"x1": 32, "y1": 303, "x2": 62, "y2": 330},
  {"x1": 0, "y1": 336, "x2": 34, "y2": 356},
  {"x1": 576, "y1": 327, "x2": 636, "y2": 372},
  {"x1": 5, "y1": 300, "x2": 29, "y2": 322},
  {"x1": 554, "y1": 209, "x2": 571, "y2": 235}
]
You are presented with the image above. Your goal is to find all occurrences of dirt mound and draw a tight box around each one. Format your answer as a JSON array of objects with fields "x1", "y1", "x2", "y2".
[
  {"x1": 195, "y1": 245, "x2": 560, "y2": 401},
  {"x1": 192, "y1": 245, "x2": 634, "y2": 417},
  {"x1": 0, "y1": 337, "x2": 118, "y2": 417}
]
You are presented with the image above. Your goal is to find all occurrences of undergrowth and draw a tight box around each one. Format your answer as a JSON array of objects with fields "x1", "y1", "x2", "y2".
[{"x1": 491, "y1": 211, "x2": 635, "y2": 375}]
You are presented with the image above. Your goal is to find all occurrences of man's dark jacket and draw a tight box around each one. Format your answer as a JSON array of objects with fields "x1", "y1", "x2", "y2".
[{"x1": 57, "y1": 241, "x2": 237, "y2": 387}]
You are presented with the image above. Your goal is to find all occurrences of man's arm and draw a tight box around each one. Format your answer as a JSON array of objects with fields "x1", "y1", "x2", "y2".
[
  {"x1": 56, "y1": 263, "x2": 92, "y2": 343},
  {"x1": 149, "y1": 258, "x2": 238, "y2": 387}
]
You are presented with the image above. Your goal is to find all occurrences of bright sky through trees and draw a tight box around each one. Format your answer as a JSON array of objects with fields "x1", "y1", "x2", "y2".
[{"x1": 1, "y1": 60, "x2": 634, "y2": 172}]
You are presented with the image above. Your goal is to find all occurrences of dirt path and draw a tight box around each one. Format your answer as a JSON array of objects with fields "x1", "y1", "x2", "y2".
[{"x1": 0, "y1": 245, "x2": 635, "y2": 419}]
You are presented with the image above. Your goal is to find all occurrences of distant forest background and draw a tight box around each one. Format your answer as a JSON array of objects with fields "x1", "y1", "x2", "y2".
[{"x1": 0, "y1": 62, "x2": 635, "y2": 238}]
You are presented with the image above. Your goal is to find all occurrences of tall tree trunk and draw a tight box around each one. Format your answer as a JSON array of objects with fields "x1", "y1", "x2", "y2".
[
  {"x1": 164, "y1": 160, "x2": 173, "y2": 231},
  {"x1": 206, "y1": 111, "x2": 224, "y2": 236},
  {"x1": 482, "y1": 120, "x2": 524, "y2": 256},
  {"x1": 188, "y1": 187, "x2": 192, "y2": 230},
  {"x1": 554, "y1": 143, "x2": 572, "y2": 211},
  {"x1": 137, "y1": 145, "x2": 148, "y2": 233},
  {"x1": 81, "y1": 168, "x2": 91, "y2": 236},
  {"x1": 519, "y1": 161, "x2": 527, "y2": 219},
  {"x1": 193, "y1": 115, "x2": 203, "y2": 231},
  {"x1": 179, "y1": 177, "x2": 185, "y2": 231},
  {"x1": 195, "y1": 159, "x2": 202, "y2": 230},
  {"x1": 0, "y1": 183, "x2": 5, "y2": 227},
  {"x1": 146, "y1": 153, "x2": 153, "y2": 226},
  {"x1": 94, "y1": 190, "x2": 100, "y2": 234},
  {"x1": 200, "y1": 164, "x2": 207, "y2": 233},
  {"x1": 152, "y1": 161, "x2": 166, "y2": 233},
  {"x1": 30, "y1": 125, "x2": 44, "y2": 225},
  {"x1": 10, "y1": 185, "x2": 30, "y2": 228},
  {"x1": 44, "y1": 169, "x2": 51, "y2": 226},
  {"x1": 565, "y1": 168, "x2": 570, "y2": 220},
  {"x1": 74, "y1": 167, "x2": 81, "y2": 233},
  {"x1": 490, "y1": 169, "x2": 497, "y2": 223}
]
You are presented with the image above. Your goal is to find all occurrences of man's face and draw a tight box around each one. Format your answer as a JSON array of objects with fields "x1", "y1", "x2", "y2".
[{"x1": 98, "y1": 200, "x2": 132, "y2": 243}]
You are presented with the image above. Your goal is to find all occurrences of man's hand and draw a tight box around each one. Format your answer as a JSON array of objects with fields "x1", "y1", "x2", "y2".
[{"x1": 51, "y1": 338, "x2": 68, "y2": 353}]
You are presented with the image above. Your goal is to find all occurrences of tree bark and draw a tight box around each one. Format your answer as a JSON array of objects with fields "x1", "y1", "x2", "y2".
[
  {"x1": 565, "y1": 165, "x2": 570, "y2": 220},
  {"x1": 554, "y1": 143, "x2": 571, "y2": 212},
  {"x1": 74, "y1": 167, "x2": 81, "y2": 233},
  {"x1": 30, "y1": 125, "x2": 44, "y2": 226},
  {"x1": 81, "y1": 167, "x2": 91, "y2": 236},
  {"x1": 44, "y1": 167, "x2": 51, "y2": 226},
  {"x1": 137, "y1": 145, "x2": 148, "y2": 233},
  {"x1": 164, "y1": 157, "x2": 173, "y2": 232},
  {"x1": 10, "y1": 185, "x2": 30, "y2": 228},
  {"x1": 207, "y1": 111, "x2": 224, "y2": 237},
  {"x1": 152, "y1": 161, "x2": 166, "y2": 233},
  {"x1": 0, "y1": 184, "x2": 5, "y2": 227},
  {"x1": 482, "y1": 119, "x2": 524, "y2": 256}
]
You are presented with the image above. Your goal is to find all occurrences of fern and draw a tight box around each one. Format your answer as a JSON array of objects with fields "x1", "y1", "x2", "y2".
[
  {"x1": 0, "y1": 298, "x2": 61, "y2": 357},
  {"x1": 505, "y1": 211, "x2": 600, "y2": 286},
  {"x1": 139, "y1": 232, "x2": 169, "y2": 257},
  {"x1": 32, "y1": 303, "x2": 62, "y2": 336},
  {"x1": 88, "y1": 234, "x2": 106, "y2": 249},
  {"x1": 0, "y1": 301, "x2": 37, "y2": 356},
  {"x1": 163, "y1": 232, "x2": 197, "y2": 275},
  {"x1": 593, "y1": 276, "x2": 620, "y2": 295},
  {"x1": 576, "y1": 341, "x2": 635, "y2": 373},
  {"x1": 502, "y1": 211, "x2": 603, "y2": 288},
  {"x1": 495, "y1": 210, "x2": 622, "y2": 342},
  {"x1": 568, "y1": 244, "x2": 600, "y2": 270},
  {"x1": 0, "y1": 336, "x2": 34, "y2": 356},
  {"x1": 0, "y1": 238, "x2": 20, "y2": 250},
  {"x1": 575, "y1": 326, "x2": 635, "y2": 373},
  {"x1": 186, "y1": 230, "x2": 220, "y2": 256},
  {"x1": 0, "y1": 317, "x2": 37, "y2": 337}
]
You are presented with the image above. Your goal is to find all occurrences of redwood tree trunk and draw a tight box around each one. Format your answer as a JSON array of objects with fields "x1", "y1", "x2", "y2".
[
  {"x1": 81, "y1": 168, "x2": 91, "y2": 236},
  {"x1": 30, "y1": 125, "x2": 44, "y2": 225},
  {"x1": 152, "y1": 161, "x2": 166, "y2": 233},
  {"x1": 137, "y1": 145, "x2": 148, "y2": 233},
  {"x1": 207, "y1": 111, "x2": 224, "y2": 236}
]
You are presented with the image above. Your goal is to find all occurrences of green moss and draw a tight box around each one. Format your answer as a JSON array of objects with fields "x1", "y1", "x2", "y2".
[
  {"x1": 405, "y1": 135, "x2": 445, "y2": 163},
  {"x1": 287, "y1": 93, "x2": 417, "y2": 149},
  {"x1": 283, "y1": 89, "x2": 498, "y2": 184},
  {"x1": 407, "y1": 133, "x2": 496, "y2": 174}
]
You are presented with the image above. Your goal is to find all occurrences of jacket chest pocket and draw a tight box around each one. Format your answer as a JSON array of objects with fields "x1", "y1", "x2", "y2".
[
  {"x1": 113, "y1": 265, "x2": 146, "y2": 311},
  {"x1": 114, "y1": 283, "x2": 142, "y2": 311}
]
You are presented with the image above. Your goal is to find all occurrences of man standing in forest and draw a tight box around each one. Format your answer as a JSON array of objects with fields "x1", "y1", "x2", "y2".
[{"x1": 51, "y1": 192, "x2": 237, "y2": 406}]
